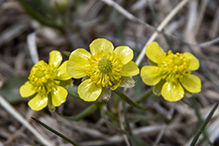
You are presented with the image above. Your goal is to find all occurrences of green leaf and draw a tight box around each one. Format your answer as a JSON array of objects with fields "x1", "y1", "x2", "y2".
[
  {"x1": 190, "y1": 102, "x2": 219, "y2": 146},
  {"x1": 0, "y1": 76, "x2": 28, "y2": 103},
  {"x1": 113, "y1": 89, "x2": 146, "y2": 110},
  {"x1": 18, "y1": 0, "x2": 62, "y2": 31},
  {"x1": 32, "y1": 117, "x2": 78, "y2": 146},
  {"x1": 58, "y1": 103, "x2": 100, "y2": 121}
]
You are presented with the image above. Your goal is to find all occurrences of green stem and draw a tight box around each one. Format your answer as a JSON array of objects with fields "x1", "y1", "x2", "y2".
[
  {"x1": 137, "y1": 88, "x2": 153, "y2": 103},
  {"x1": 113, "y1": 89, "x2": 146, "y2": 110},
  {"x1": 58, "y1": 103, "x2": 100, "y2": 121},
  {"x1": 32, "y1": 117, "x2": 78, "y2": 146}
]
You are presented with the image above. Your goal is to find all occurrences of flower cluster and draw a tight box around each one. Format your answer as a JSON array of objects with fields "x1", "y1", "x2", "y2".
[
  {"x1": 20, "y1": 50, "x2": 72, "y2": 111},
  {"x1": 20, "y1": 39, "x2": 202, "y2": 111},
  {"x1": 66, "y1": 38, "x2": 139, "y2": 101},
  {"x1": 140, "y1": 42, "x2": 201, "y2": 101}
]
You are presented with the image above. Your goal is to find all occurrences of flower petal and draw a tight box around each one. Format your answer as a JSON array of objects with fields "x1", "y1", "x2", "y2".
[
  {"x1": 67, "y1": 49, "x2": 91, "y2": 78},
  {"x1": 146, "y1": 42, "x2": 165, "y2": 63},
  {"x1": 90, "y1": 38, "x2": 114, "y2": 56},
  {"x1": 114, "y1": 46, "x2": 133, "y2": 65},
  {"x1": 179, "y1": 74, "x2": 201, "y2": 93},
  {"x1": 56, "y1": 61, "x2": 71, "y2": 80},
  {"x1": 121, "y1": 61, "x2": 139, "y2": 76},
  {"x1": 49, "y1": 50, "x2": 62, "y2": 68},
  {"x1": 161, "y1": 81, "x2": 184, "y2": 102},
  {"x1": 31, "y1": 61, "x2": 48, "y2": 72},
  {"x1": 78, "y1": 79, "x2": 102, "y2": 102},
  {"x1": 140, "y1": 66, "x2": 161, "y2": 86},
  {"x1": 20, "y1": 81, "x2": 36, "y2": 97},
  {"x1": 51, "y1": 86, "x2": 68, "y2": 106},
  {"x1": 28, "y1": 93, "x2": 48, "y2": 111},
  {"x1": 183, "y1": 52, "x2": 199, "y2": 71}
]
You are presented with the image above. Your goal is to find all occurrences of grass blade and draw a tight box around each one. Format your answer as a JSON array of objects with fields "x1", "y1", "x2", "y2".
[
  {"x1": 32, "y1": 117, "x2": 79, "y2": 146},
  {"x1": 190, "y1": 102, "x2": 219, "y2": 146}
]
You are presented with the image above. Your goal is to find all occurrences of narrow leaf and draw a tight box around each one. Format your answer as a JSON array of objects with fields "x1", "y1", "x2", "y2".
[
  {"x1": 32, "y1": 117, "x2": 78, "y2": 146},
  {"x1": 114, "y1": 89, "x2": 146, "y2": 110},
  {"x1": 190, "y1": 102, "x2": 219, "y2": 146}
]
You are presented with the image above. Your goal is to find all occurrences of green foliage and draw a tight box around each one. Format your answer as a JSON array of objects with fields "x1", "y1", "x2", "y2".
[
  {"x1": 0, "y1": 76, "x2": 28, "y2": 103},
  {"x1": 32, "y1": 117, "x2": 79, "y2": 146},
  {"x1": 18, "y1": 0, "x2": 63, "y2": 31}
]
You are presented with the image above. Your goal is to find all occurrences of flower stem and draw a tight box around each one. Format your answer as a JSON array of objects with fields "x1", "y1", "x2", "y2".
[
  {"x1": 58, "y1": 103, "x2": 101, "y2": 121},
  {"x1": 114, "y1": 89, "x2": 146, "y2": 110},
  {"x1": 137, "y1": 88, "x2": 153, "y2": 103}
]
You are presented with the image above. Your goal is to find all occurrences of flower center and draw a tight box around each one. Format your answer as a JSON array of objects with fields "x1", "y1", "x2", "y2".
[
  {"x1": 98, "y1": 58, "x2": 113, "y2": 73},
  {"x1": 28, "y1": 62, "x2": 59, "y2": 94},
  {"x1": 173, "y1": 58, "x2": 183, "y2": 66},
  {"x1": 159, "y1": 51, "x2": 191, "y2": 80},
  {"x1": 35, "y1": 70, "x2": 45, "y2": 78},
  {"x1": 87, "y1": 51, "x2": 123, "y2": 89}
]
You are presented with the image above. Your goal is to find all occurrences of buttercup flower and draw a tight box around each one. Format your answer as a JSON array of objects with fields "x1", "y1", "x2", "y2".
[
  {"x1": 20, "y1": 50, "x2": 72, "y2": 111},
  {"x1": 67, "y1": 38, "x2": 139, "y2": 102},
  {"x1": 140, "y1": 42, "x2": 201, "y2": 102}
]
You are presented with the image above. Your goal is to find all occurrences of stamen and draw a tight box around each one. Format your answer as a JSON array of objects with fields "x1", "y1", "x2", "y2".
[
  {"x1": 28, "y1": 63, "x2": 58, "y2": 94},
  {"x1": 88, "y1": 51, "x2": 123, "y2": 88},
  {"x1": 159, "y1": 52, "x2": 191, "y2": 80}
]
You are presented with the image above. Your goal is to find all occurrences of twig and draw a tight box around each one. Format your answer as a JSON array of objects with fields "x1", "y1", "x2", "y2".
[
  {"x1": 0, "y1": 95, "x2": 53, "y2": 146},
  {"x1": 135, "y1": 0, "x2": 190, "y2": 66},
  {"x1": 118, "y1": 101, "x2": 131, "y2": 146},
  {"x1": 27, "y1": 32, "x2": 39, "y2": 64},
  {"x1": 100, "y1": 0, "x2": 155, "y2": 31},
  {"x1": 198, "y1": 37, "x2": 219, "y2": 48},
  {"x1": 194, "y1": 0, "x2": 210, "y2": 36}
]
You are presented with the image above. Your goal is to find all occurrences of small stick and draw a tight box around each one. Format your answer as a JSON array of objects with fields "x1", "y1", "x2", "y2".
[
  {"x1": 135, "y1": 0, "x2": 190, "y2": 66},
  {"x1": 0, "y1": 95, "x2": 53, "y2": 146}
]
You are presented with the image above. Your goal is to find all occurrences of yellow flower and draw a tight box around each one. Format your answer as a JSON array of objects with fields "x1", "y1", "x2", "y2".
[
  {"x1": 140, "y1": 42, "x2": 201, "y2": 102},
  {"x1": 20, "y1": 50, "x2": 72, "y2": 111},
  {"x1": 67, "y1": 38, "x2": 139, "y2": 102}
]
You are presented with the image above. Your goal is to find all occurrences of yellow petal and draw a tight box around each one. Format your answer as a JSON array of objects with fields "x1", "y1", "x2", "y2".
[
  {"x1": 67, "y1": 49, "x2": 91, "y2": 78},
  {"x1": 161, "y1": 81, "x2": 184, "y2": 102},
  {"x1": 56, "y1": 61, "x2": 71, "y2": 80},
  {"x1": 28, "y1": 93, "x2": 48, "y2": 111},
  {"x1": 20, "y1": 81, "x2": 36, "y2": 97},
  {"x1": 140, "y1": 66, "x2": 161, "y2": 86},
  {"x1": 51, "y1": 86, "x2": 68, "y2": 106},
  {"x1": 90, "y1": 38, "x2": 113, "y2": 56},
  {"x1": 78, "y1": 79, "x2": 102, "y2": 102},
  {"x1": 49, "y1": 50, "x2": 62, "y2": 68},
  {"x1": 114, "y1": 46, "x2": 133, "y2": 65},
  {"x1": 183, "y1": 52, "x2": 199, "y2": 71},
  {"x1": 146, "y1": 42, "x2": 165, "y2": 63},
  {"x1": 179, "y1": 74, "x2": 201, "y2": 93},
  {"x1": 121, "y1": 61, "x2": 139, "y2": 76},
  {"x1": 31, "y1": 61, "x2": 48, "y2": 72}
]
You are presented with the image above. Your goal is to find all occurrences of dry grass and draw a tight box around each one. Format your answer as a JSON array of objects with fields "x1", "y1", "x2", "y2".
[{"x1": 1, "y1": 0, "x2": 219, "y2": 145}]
